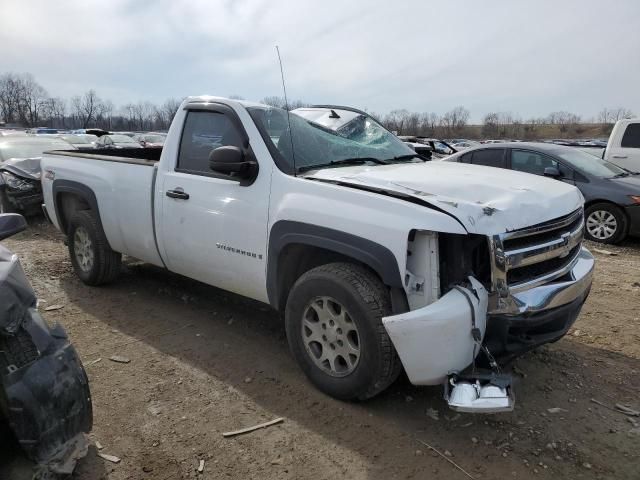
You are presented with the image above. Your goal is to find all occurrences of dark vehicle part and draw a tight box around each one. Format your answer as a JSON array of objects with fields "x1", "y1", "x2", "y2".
[
  {"x1": 0, "y1": 158, "x2": 43, "y2": 215},
  {"x1": 67, "y1": 210, "x2": 121, "y2": 285},
  {"x1": 0, "y1": 214, "x2": 92, "y2": 476},
  {"x1": 285, "y1": 262, "x2": 401, "y2": 401}
]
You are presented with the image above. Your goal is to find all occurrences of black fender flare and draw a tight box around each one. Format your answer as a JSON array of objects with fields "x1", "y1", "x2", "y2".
[
  {"x1": 267, "y1": 220, "x2": 403, "y2": 310},
  {"x1": 51, "y1": 180, "x2": 102, "y2": 235}
]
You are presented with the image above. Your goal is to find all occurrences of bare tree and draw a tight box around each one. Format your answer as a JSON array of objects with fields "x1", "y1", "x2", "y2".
[
  {"x1": 44, "y1": 97, "x2": 66, "y2": 128},
  {"x1": 16, "y1": 73, "x2": 48, "y2": 126},
  {"x1": 440, "y1": 106, "x2": 470, "y2": 136},
  {"x1": 419, "y1": 112, "x2": 440, "y2": 136},
  {"x1": 72, "y1": 90, "x2": 103, "y2": 128},
  {"x1": 598, "y1": 107, "x2": 634, "y2": 125},
  {"x1": 0, "y1": 73, "x2": 23, "y2": 124},
  {"x1": 547, "y1": 111, "x2": 581, "y2": 134}
]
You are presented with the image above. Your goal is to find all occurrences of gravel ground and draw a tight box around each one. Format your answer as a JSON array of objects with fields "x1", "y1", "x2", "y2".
[{"x1": 1, "y1": 219, "x2": 639, "y2": 480}]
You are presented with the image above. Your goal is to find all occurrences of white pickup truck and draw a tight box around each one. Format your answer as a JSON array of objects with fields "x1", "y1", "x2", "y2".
[
  {"x1": 603, "y1": 118, "x2": 640, "y2": 172},
  {"x1": 41, "y1": 97, "x2": 594, "y2": 411}
]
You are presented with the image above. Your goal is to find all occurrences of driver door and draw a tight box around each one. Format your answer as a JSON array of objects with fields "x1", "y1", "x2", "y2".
[{"x1": 156, "y1": 106, "x2": 271, "y2": 303}]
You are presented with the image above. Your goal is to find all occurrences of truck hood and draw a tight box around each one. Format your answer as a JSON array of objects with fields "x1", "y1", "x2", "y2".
[{"x1": 303, "y1": 161, "x2": 584, "y2": 234}]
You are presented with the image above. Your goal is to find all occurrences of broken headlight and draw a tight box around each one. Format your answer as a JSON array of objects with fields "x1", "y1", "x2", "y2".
[{"x1": 2, "y1": 172, "x2": 36, "y2": 192}]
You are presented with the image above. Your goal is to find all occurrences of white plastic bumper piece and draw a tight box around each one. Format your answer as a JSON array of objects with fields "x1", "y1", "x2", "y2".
[{"x1": 382, "y1": 277, "x2": 488, "y2": 385}]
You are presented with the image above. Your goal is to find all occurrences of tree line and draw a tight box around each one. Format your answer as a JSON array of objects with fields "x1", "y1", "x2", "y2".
[{"x1": 0, "y1": 72, "x2": 635, "y2": 138}]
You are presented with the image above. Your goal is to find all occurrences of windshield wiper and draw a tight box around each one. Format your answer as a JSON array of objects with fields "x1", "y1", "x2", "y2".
[
  {"x1": 297, "y1": 157, "x2": 389, "y2": 173},
  {"x1": 387, "y1": 153, "x2": 424, "y2": 162},
  {"x1": 613, "y1": 172, "x2": 630, "y2": 178}
]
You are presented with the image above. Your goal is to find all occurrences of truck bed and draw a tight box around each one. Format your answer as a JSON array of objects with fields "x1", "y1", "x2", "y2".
[
  {"x1": 41, "y1": 149, "x2": 164, "y2": 268},
  {"x1": 47, "y1": 147, "x2": 162, "y2": 165}
]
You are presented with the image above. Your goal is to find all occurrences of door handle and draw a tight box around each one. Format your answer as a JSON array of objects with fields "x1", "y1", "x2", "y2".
[
  {"x1": 166, "y1": 189, "x2": 190, "y2": 200},
  {"x1": 612, "y1": 155, "x2": 628, "y2": 159}
]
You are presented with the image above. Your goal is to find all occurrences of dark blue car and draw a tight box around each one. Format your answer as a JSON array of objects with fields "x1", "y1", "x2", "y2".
[{"x1": 445, "y1": 142, "x2": 640, "y2": 243}]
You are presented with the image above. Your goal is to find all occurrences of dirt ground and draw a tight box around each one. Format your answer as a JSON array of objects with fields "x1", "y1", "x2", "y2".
[{"x1": 1, "y1": 219, "x2": 639, "y2": 480}]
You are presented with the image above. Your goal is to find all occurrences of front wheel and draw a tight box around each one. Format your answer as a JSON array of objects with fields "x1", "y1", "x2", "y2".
[
  {"x1": 585, "y1": 203, "x2": 627, "y2": 244},
  {"x1": 68, "y1": 210, "x2": 121, "y2": 285},
  {"x1": 285, "y1": 263, "x2": 401, "y2": 401}
]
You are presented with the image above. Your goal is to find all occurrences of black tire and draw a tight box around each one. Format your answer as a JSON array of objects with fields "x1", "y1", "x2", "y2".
[
  {"x1": 67, "y1": 210, "x2": 121, "y2": 285},
  {"x1": 584, "y1": 202, "x2": 628, "y2": 244},
  {"x1": 0, "y1": 190, "x2": 17, "y2": 214},
  {"x1": 285, "y1": 263, "x2": 401, "y2": 401}
]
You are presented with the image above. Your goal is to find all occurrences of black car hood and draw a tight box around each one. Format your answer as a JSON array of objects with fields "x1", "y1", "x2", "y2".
[
  {"x1": 0, "y1": 157, "x2": 42, "y2": 181},
  {"x1": 0, "y1": 243, "x2": 36, "y2": 335}
]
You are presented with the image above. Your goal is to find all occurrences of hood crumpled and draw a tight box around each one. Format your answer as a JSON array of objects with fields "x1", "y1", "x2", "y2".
[{"x1": 304, "y1": 161, "x2": 584, "y2": 234}]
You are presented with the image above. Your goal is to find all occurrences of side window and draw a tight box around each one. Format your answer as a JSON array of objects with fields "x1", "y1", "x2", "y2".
[
  {"x1": 459, "y1": 152, "x2": 472, "y2": 163},
  {"x1": 621, "y1": 123, "x2": 640, "y2": 148},
  {"x1": 511, "y1": 150, "x2": 557, "y2": 176},
  {"x1": 471, "y1": 149, "x2": 505, "y2": 168},
  {"x1": 177, "y1": 111, "x2": 245, "y2": 174}
]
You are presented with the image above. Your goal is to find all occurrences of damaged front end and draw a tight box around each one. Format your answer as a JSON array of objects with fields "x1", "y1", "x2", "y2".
[
  {"x1": 383, "y1": 220, "x2": 593, "y2": 413},
  {"x1": 0, "y1": 214, "x2": 92, "y2": 475},
  {"x1": 0, "y1": 158, "x2": 43, "y2": 214}
]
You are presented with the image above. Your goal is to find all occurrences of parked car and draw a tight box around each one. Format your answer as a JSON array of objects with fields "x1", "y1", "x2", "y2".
[
  {"x1": 444, "y1": 142, "x2": 640, "y2": 243},
  {"x1": 603, "y1": 118, "x2": 640, "y2": 172},
  {"x1": 0, "y1": 213, "x2": 92, "y2": 476},
  {"x1": 25, "y1": 127, "x2": 59, "y2": 135},
  {"x1": 450, "y1": 140, "x2": 481, "y2": 151},
  {"x1": 0, "y1": 136, "x2": 76, "y2": 214},
  {"x1": 95, "y1": 134, "x2": 143, "y2": 149},
  {"x1": 41, "y1": 97, "x2": 593, "y2": 412},
  {"x1": 133, "y1": 133, "x2": 166, "y2": 148},
  {"x1": 58, "y1": 134, "x2": 98, "y2": 149}
]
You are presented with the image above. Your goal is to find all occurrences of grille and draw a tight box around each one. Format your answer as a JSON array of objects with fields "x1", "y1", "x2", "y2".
[{"x1": 492, "y1": 208, "x2": 584, "y2": 292}]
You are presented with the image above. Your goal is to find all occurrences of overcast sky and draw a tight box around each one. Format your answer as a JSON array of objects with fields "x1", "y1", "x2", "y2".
[{"x1": 2, "y1": 0, "x2": 639, "y2": 121}]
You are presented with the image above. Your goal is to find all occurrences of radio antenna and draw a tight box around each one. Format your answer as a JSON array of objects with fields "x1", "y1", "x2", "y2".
[{"x1": 275, "y1": 45, "x2": 297, "y2": 176}]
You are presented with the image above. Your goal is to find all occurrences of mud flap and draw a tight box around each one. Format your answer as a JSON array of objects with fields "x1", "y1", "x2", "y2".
[
  {"x1": 382, "y1": 276, "x2": 488, "y2": 385},
  {"x1": 1, "y1": 313, "x2": 92, "y2": 475}
]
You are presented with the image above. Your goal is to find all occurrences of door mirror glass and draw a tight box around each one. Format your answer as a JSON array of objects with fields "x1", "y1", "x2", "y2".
[{"x1": 0, "y1": 213, "x2": 27, "y2": 241}]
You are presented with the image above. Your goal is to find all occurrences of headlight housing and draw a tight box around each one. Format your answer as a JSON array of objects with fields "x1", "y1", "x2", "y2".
[{"x1": 2, "y1": 172, "x2": 36, "y2": 192}]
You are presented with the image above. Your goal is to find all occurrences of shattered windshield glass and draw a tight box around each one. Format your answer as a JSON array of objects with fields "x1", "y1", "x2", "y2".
[{"x1": 248, "y1": 106, "x2": 416, "y2": 173}]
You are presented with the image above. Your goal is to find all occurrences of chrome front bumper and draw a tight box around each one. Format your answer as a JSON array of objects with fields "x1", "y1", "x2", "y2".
[{"x1": 490, "y1": 247, "x2": 594, "y2": 316}]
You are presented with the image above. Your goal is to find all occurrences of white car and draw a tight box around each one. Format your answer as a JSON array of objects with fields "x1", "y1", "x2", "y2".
[{"x1": 41, "y1": 97, "x2": 594, "y2": 411}]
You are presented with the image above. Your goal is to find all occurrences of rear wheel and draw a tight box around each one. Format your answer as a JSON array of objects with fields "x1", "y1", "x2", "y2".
[
  {"x1": 285, "y1": 263, "x2": 401, "y2": 400},
  {"x1": 68, "y1": 210, "x2": 121, "y2": 285},
  {"x1": 585, "y1": 203, "x2": 627, "y2": 244}
]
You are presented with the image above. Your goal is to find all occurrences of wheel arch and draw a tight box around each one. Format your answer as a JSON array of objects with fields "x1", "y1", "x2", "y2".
[
  {"x1": 52, "y1": 180, "x2": 103, "y2": 236},
  {"x1": 267, "y1": 220, "x2": 406, "y2": 312}
]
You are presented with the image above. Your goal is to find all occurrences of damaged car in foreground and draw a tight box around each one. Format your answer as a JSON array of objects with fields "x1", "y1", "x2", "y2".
[
  {"x1": 0, "y1": 137, "x2": 77, "y2": 215},
  {"x1": 0, "y1": 213, "x2": 92, "y2": 476},
  {"x1": 41, "y1": 97, "x2": 594, "y2": 413}
]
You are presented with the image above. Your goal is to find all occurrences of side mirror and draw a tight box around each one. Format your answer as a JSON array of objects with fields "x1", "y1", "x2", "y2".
[
  {"x1": 544, "y1": 166, "x2": 561, "y2": 178},
  {"x1": 0, "y1": 213, "x2": 27, "y2": 241},
  {"x1": 208, "y1": 146, "x2": 258, "y2": 184}
]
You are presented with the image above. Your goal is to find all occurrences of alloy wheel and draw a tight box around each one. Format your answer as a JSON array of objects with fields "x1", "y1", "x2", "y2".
[
  {"x1": 586, "y1": 210, "x2": 617, "y2": 240},
  {"x1": 301, "y1": 296, "x2": 361, "y2": 377},
  {"x1": 74, "y1": 226, "x2": 95, "y2": 272}
]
